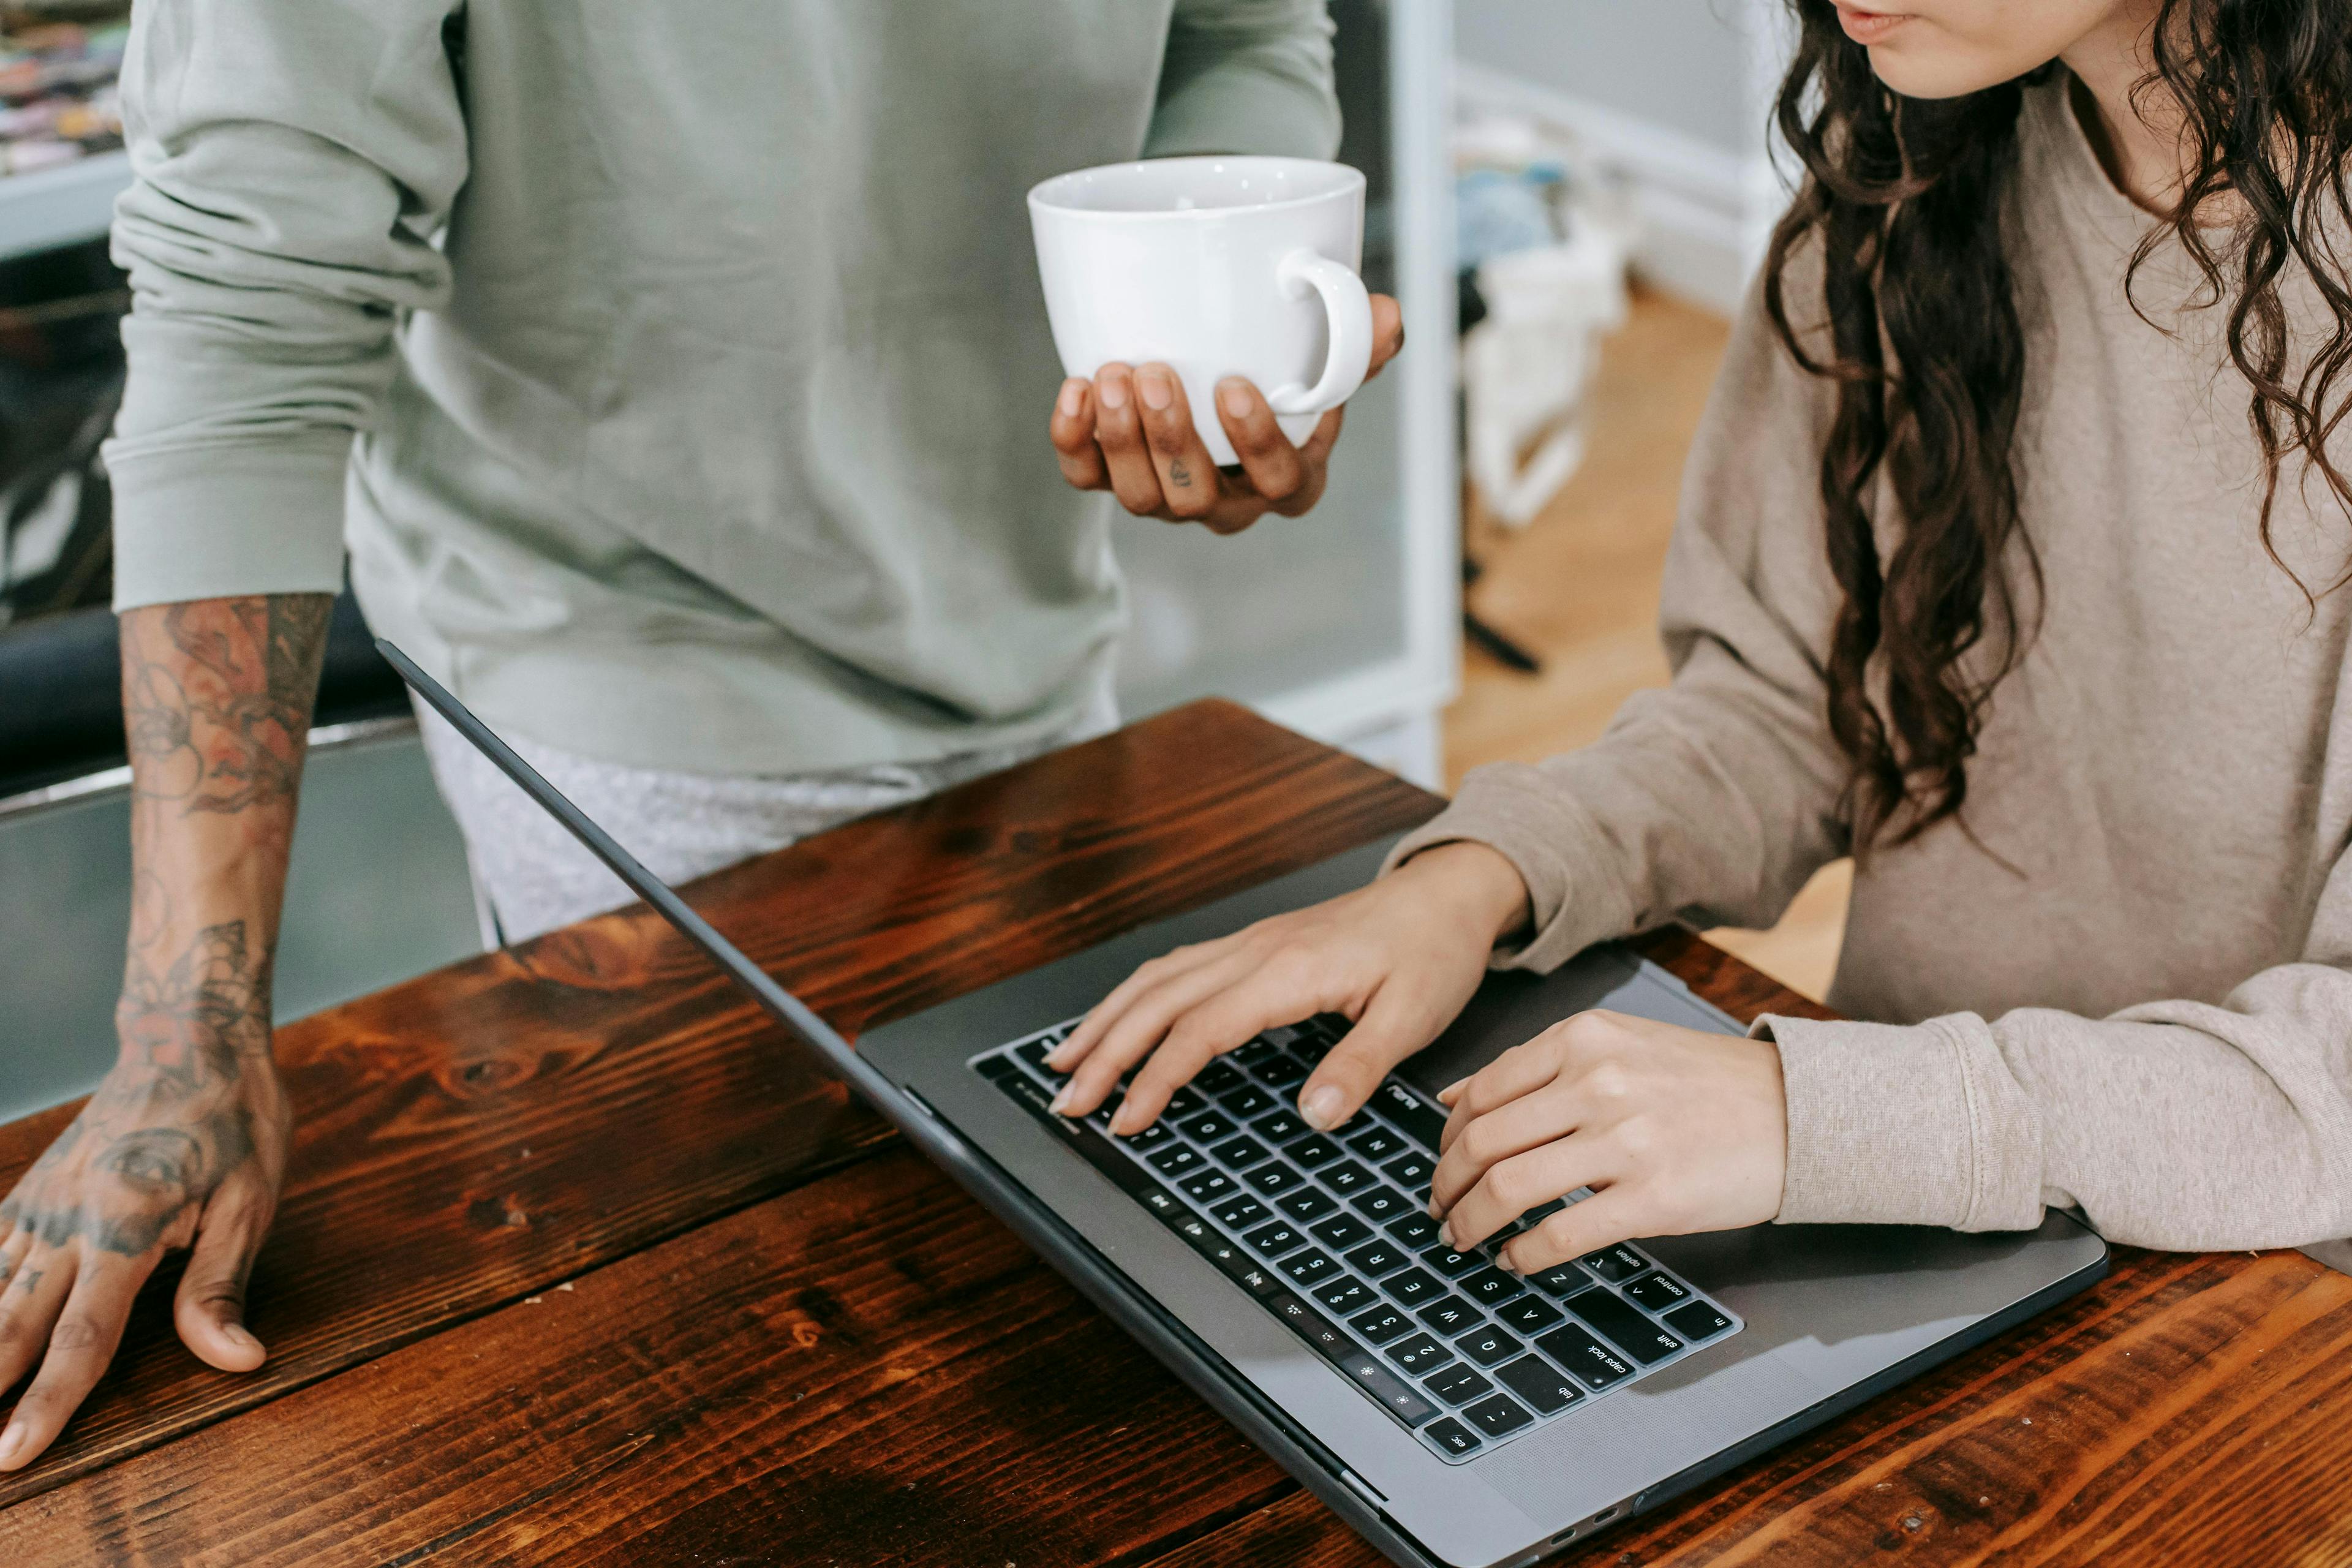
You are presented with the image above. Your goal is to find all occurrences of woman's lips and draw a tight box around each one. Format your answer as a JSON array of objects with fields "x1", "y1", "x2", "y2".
[{"x1": 1835, "y1": 5, "x2": 1910, "y2": 44}]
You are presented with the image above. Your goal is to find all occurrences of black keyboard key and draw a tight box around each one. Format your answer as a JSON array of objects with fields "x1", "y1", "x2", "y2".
[
  {"x1": 1084, "y1": 1085, "x2": 1126, "y2": 1125},
  {"x1": 1348, "y1": 1185, "x2": 1412, "y2": 1224},
  {"x1": 1245, "y1": 1161, "x2": 1305, "y2": 1196},
  {"x1": 1382, "y1": 1153, "x2": 1436, "y2": 1191},
  {"x1": 1581, "y1": 1243, "x2": 1648, "y2": 1283},
  {"x1": 1343, "y1": 1239, "x2": 1409, "y2": 1277},
  {"x1": 1494, "y1": 1295, "x2": 1565, "y2": 1335},
  {"x1": 1119, "y1": 1121, "x2": 1173, "y2": 1150},
  {"x1": 1422, "y1": 1246, "x2": 1482, "y2": 1280},
  {"x1": 1370, "y1": 1081, "x2": 1447, "y2": 1147},
  {"x1": 1284, "y1": 1134, "x2": 1343, "y2": 1169},
  {"x1": 1346, "y1": 1125, "x2": 1407, "y2": 1162},
  {"x1": 1460, "y1": 1268, "x2": 1527, "y2": 1308},
  {"x1": 1252, "y1": 1055, "x2": 1310, "y2": 1088},
  {"x1": 1494, "y1": 1355, "x2": 1581, "y2": 1415},
  {"x1": 1423, "y1": 1362, "x2": 1494, "y2": 1406},
  {"x1": 1349, "y1": 1303, "x2": 1412, "y2": 1345},
  {"x1": 975, "y1": 1051, "x2": 1020, "y2": 1080},
  {"x1": 1210, "y1": 1134, "x2": 1272, "y2": 1170},
  {"x1": 1665, "y1": 1301, "x2": 1735, "y2": 1342},
  {"x1": 1243, "y1": 1219, "x2": 1306, "y2": 1258},
  {"x1": 1195, "y1": 1060, "x2": 1247, "y2": 1096},
  {"x1": 1569, "y1": 1289, "x2": 1684, "y2": 1365},
  {"x1": 1218, "y1": 1085, "x2": 1276, "y2": 1120},
  {"x1": 1015, "y1": 1039, "x2": 1061, "y2": 1077},
  {"x1": 1336, "y1": 1352, "x2": 1438, "y2": 1428},
  {"x1": 1383, "y1": 1267, "x2": 1443, "y2": 1307},
  {"x1": 1415, "y1": 1296, "x2": 1482, "y2": 1336},
  {"x1": 1536, "y1": 1323, "x2": 1635, "y2": 1390},
  {"x1": 1423, "y1": 1417, "x2": 1481, "y2": 1456},
  {"x1": 1252, "y1": 1110, "x2": 1308, "y2": 1144},
  {"x1": 1384, "y1": 1332, "x2": 1455, "y2": 1376},
  {"x1": 1463, "y1": 1393, "x2": 1533, "y2": 1438},
  {"x1": 1322, "y1": 1160, "x2": 1375, "y2": 1196},
  {"x1": 1166, "y1": 1085, "x2": 1206, "y2": 1117},
  {"x1": 1384, "y1": 1212, "x2": 1442, "y2": 1248},
  {"x1": 1277, "y1": 1188, "x2": 1338, "y2": 1223},
  {"x1": 1148, "y1": 1145, "x2": 1205, "y2": 1178},
  {"x1": 1212, "y1": 1193, "x2": 1270, "y2": 1231},
  {"x1": 1280, "y1": 1249, "x2": 1342, "y2": 1287},
  {"x1": 1528, "y1": 1261, "x2": 1588, "y2": 1296},
  {"x1": 1310, "y1": 1213, "x2": 1374, "y2": 1250},
  {"x1": 1178, "y1": 1110, "x2": 1237, "y2": 1143},
  {"x1": 1314, "y1": 1276, "x2": 1374, "y2": 1315},
  {"x1": 1624, "y1": 1272, "x2": 1693, "y2": 1313},
  {"x1": 1178, "y1": 1169, "x2": 1238, "y2": 1204},
  {"x1": 1455, "y1": 1324, "x2": 1525, "y2": 1368},
  {"x1": 1232, "y1": 1039, "x2": 1281, "y2": 1066}
]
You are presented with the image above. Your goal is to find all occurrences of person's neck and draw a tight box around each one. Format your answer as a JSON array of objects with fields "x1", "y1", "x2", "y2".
[{"x1": 2062, "y1": 1, "x2": 2188, "y2": 216}]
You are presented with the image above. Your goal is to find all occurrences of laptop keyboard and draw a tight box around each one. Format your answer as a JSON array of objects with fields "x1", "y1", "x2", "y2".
[{"x1": 972, "y1": 1014, "x2": 1743, "y2": 1464}]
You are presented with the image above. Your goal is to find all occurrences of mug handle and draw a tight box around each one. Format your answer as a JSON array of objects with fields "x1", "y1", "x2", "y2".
[{"x1": 1265, "y1": 248, "x2": 1373, "y2": 417}]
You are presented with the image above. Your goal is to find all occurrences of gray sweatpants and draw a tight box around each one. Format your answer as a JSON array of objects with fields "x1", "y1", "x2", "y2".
[{"x1": 415, "y1": 690, "x2": 1116, "y2": 946}]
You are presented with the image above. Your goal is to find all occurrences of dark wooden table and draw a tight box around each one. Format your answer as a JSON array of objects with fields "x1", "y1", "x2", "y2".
[{"x1": 1, "y1": 701, "x2": 2346, "y2": 1567}]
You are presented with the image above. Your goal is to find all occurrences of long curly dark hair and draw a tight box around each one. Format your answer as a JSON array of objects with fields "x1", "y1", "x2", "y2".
[{"x1": 1763, "y1": 0, "x2": 2352, "y2": 850}]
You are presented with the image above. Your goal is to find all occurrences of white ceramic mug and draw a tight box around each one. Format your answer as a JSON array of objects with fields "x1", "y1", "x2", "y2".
[{"x1": 1028, "y1": 156, "x2": 1372, "y2": 468}]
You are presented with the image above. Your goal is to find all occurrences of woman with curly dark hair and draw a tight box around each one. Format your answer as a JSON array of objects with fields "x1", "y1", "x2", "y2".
[{"x1": 1052, "y1": 0, "x2": 2352, "y2": 1265}]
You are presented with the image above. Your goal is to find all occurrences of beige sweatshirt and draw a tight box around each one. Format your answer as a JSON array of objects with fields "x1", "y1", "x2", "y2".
[{"x1": 1393, "y1": 77, "x2": 2352, "y2": 1253}]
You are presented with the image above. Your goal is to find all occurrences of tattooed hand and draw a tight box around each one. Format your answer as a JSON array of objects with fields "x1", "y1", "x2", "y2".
[
  {"x1": 0, "y1": 593, "x2": 327, "y2": 1471},
  {"x1": 1048, "y1": 293, "x2": 1405, "y2": 534}
]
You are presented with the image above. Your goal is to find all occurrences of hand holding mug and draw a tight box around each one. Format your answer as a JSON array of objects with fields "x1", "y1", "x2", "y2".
[
  {"x1": 1049, "y1": 301, "x2": 1403, "y2": 533},
  {"x1": 1031, "y1": 156, "x2": 1402, "y2": 533}
]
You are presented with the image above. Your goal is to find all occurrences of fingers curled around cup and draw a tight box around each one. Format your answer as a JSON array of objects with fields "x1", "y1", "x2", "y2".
[
  {"x1": 1049, "y1": 379, "x2": 1108, "y2": 491},
  {"x1": 1215, "y1": 379, "x2": 1307, "y2": 503}
]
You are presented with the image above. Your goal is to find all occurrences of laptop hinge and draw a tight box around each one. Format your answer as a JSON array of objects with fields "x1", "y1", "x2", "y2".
[{"x1": 1339, "y1": 1468, "x2": 1388, "y2": 1510}]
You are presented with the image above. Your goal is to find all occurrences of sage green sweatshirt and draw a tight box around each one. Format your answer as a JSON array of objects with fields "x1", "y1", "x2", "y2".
[
  {"x1": 1392, "y1": 76, "x2": 2352, "y2": 1254},
  {"x1": 104, "y1": 1, "x2": 1338, "y2": 771}
]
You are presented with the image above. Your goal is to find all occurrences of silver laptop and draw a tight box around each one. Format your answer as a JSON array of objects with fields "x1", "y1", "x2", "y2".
[{"x1": 385, "y1": 641, "x2": 2106, "y2": 1568}]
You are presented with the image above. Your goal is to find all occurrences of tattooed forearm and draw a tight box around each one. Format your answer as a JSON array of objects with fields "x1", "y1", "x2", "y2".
[
  {"x1": 115, "y1": 920, "x2": 273, "y2": 1093},
  {"x1": 122, "y1": 594, "x2": 332, "y2": 816}
]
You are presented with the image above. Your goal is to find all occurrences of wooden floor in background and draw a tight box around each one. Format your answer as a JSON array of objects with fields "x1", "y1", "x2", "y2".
[{"x1": 1442, "y1": 286, "x2": 1853, "y2": 1004}]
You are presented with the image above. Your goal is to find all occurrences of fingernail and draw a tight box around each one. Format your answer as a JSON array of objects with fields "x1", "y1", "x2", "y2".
[
  {"x1": 1219, "y1": 379, "x2": 1253, "y2": 418},
  {"x1": 1098, "y1": 375, "x2": 1127, "y2": 410},
  {"x1": 1049, "y1": 1087, "x2": 1074, "y2": 1115},
  {"x1": 1057, "y1": 379, "x2": 1085, "y2": 417},
  {"x1": 1426, "y1": 1197, "x2": 1444, "y2": 1217},
  {"x1": 1300, "y1": 1085, "x2": 1343, "y2": 1129},
  {"x1": 1137, "y1": 368, "x2": 1174, "y2": 411},
  {"x1": 226, "y1": 1324, "x2": 261, "y2": 1353},
  {"x1": 1438, "y1": 1077, "x2": 1469, "y2": 1105},
  {"x1": 0, "y1": 1423, "x2": 24, "y2": 1469},
  {"x1": 1440, "y1": 1222, "x2": 1458, "y2": 1250}
]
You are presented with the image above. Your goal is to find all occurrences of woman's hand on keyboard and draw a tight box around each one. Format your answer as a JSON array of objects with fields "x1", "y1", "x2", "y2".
[
  {"x1": 1046, "y1": 842, "x2": 1532, "y2": 1134},
  {"x1": 1428, "y1": 1011, "x2": 1788, "y2": 1268}
]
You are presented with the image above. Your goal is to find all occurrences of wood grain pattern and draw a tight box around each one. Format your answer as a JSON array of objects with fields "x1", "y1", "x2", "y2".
[
  {"x1": 0, "y1": 1147, "x2": 1299, "y2": 1568},
  {"x1": 0, "y1": 701, "x2": 1435, "y2": 1510}
]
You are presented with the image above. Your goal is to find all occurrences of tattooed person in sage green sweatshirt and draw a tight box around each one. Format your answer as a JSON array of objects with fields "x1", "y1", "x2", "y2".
[
  {"x1": 0, "y1": 1, "x2": 1408, "y2": 1471},
  {"x1": 1060, "y1": 0, "x2": 2352, "y2": 1276}
]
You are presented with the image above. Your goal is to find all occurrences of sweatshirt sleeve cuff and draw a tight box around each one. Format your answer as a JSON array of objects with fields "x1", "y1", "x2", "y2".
[
  {"x1": 106, "y1": 437, "x2": 353, "y2": 611},
  {"x1": 1760, "y1": 1011, "x2": 2044, "y2": 1231},
  {"x1": 1379, "y1": 766, "x2": 1639, "y2": 973}
]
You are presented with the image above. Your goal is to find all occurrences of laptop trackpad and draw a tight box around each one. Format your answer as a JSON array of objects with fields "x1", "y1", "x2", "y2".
[{"x1": 1392, "y1": 943, "x2": 1744, "y2": 1102}]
